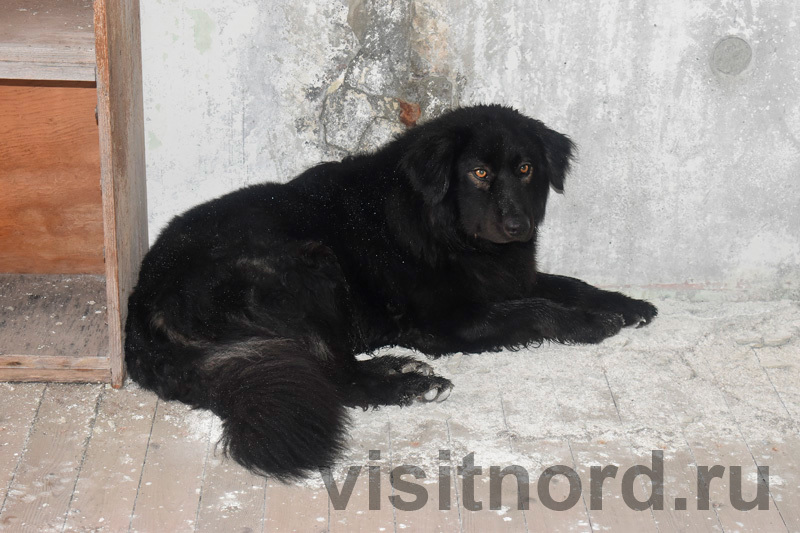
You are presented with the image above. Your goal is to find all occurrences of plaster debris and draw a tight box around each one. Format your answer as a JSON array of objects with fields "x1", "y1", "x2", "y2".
[{"x1": 149, "y1": 296, "x2": 800, "y2": 493}]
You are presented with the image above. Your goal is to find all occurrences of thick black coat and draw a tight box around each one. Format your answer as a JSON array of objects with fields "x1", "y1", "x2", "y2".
[{"x1": 125, "y1": 105, "x2": 657, "y2": 479}]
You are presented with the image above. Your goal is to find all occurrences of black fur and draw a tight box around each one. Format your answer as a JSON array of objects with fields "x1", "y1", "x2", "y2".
[{"x1": 125, "y1": 104, "x2": 657, "y2": 479}]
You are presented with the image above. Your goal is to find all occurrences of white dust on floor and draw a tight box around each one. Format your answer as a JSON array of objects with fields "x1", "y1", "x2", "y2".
[{"x1": 143, "y1": 298, "x2": 800, "y2": 487}]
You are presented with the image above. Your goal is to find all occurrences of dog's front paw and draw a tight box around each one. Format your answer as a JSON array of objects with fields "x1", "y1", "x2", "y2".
[
  {"x1": 587, "y1": 292, "x2": 658, "y2": 329},
  {"x1": 613, "y1": 297, "x2": 658, "y2": 328},
  {"x1": 564, "y1": 310, "x2": 625, "y2": 344}
]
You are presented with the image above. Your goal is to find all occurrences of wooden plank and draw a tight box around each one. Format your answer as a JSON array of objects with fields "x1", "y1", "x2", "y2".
[
  {"x1": 684, "y1": 437, "x2": 788, "y2": 532},
  {"x1": 754, "y1": 345, "x2": 800, "y2": 531},
  {"x1": 530, "y1": 340, "x2": 678, "y2": 531},
  {"x1": 749, "y1": 437, "x2": 800, "y2": 532},
  {"x1": 508, "y1": 439, "x2": 591, "y2": 532},
  {"x1": 327, "y1": 463, "x2": 395, "y2": 533},
  {"x1": 0, "y1": 275, "x2": 108, "y2": 358},
  {"x1": 647, "y1": 444, "x2": 722, "y2": 532},
  {"x1": 195, "y1": 416, "x2": 268, "y2": 533},
  {"x1": 64, "y1": 385, "x2": 158, "y2": 532},
  {"x1": 0, "y1": 85, "x2": 104, "y2": 274},
  {"x1": 264, "y1": 479, "x2": 329, "y2": 533},
  {"x1": 0, "y1": 368, "x2": 110, "y2": 383},
  {"x1": 597, "y1": 345, "x2": 726, "y2": 531},
  {"x1": 129, "y1": 400, "x2": 211, "y2": 532},
  {"x1": 0, "y1": 0, "x2": 95, "y2": 81},
  {"x1": 0, "y1": 383, "x2": 46, "y2": 513},
  {"x1": 0, "y1": 356, "x2": 110, "y2": 370},
  {"x1": 94, "y1": 0, "x2": 148, "y2": 388},
  {"x1": 329, "y1": 414, "x2": 395, "y2": 532},
  {"x1": 442, "y1": 359, "x2": 527, "y2": 533},
  {"x1": 0, "y1": 384, "x2": 102, "y2": 531},
  {"x1": 755, "y1": 344, "x2": 800, "y2": 421},
  {"x1": 385, "y1": 410, "x2": 462, "y2": 531},
  {"x1": 570, "y1": 441, "x2": 659, "y2": 532},
  {"x1": 685, "y1": 336, "x2": 797, "y2": 530},
  {"x1": 493, "y1": 349, "x2": 594, "y2": 532},
  {"x1": 458, "y1": 470, "x2": 527, "y2": 532}
]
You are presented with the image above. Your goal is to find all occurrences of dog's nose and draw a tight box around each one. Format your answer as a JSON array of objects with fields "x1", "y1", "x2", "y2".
[{"x1": 503, "y1": 217, "x2": 530, "y2": 238}]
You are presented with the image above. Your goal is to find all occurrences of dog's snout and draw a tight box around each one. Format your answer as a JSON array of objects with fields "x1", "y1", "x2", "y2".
[{"x1": 503, "y1": 216, "x2": 530, "y2": 238}]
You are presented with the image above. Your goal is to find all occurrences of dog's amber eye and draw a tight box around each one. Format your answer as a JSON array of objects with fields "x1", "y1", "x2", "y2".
[
  {"x1": 473, "y1": 169, "x2": 488, "y2": 180},
  {"x1": 519, "y1": 164, "x2": 531, "y2": 174}
]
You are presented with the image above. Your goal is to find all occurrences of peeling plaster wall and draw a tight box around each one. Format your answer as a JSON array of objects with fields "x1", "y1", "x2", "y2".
[{"x1": 140, "y1": 0, "x2": 800, "y2": 298}]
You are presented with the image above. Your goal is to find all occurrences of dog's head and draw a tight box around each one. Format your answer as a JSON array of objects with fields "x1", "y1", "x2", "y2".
[{"x1": 400, "y1": 105, "x2": 574, "y2": 244}]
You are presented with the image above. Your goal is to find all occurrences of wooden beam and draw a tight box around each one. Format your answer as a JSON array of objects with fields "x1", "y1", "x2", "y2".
[
  {"x1": 0, "y1": 368, "x2": 111, "y2": 383},
  {"x1": 94, "y1": 0, "x2": 148, "y2": 388},
  {"x1": 0, "y1": 355, "x2": 110, "y2": 370}
]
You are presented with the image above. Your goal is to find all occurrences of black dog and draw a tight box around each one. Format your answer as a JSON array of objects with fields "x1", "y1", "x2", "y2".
[{"x1": 125, "y1": 104, "x2": 657, "y2": 479}]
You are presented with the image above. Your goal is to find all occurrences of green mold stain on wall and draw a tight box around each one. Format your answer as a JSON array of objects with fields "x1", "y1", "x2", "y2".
[
  {"x1": 187, "y1": 9, "x2": 215, "y2": 53},
  {"x1": 148, "y1": 132, "x2": 163, "y2": 150}
]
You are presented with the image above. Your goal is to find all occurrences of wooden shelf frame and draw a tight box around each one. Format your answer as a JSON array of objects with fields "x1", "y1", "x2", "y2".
[
  {"x1": 0, "y1": 0, "x2": 147, "y2": 388},
  {"x1": 95, "y1": 0, "x2": 148, "y2": 387},
  {"x1": 0, "y1": 0, "x2": 96, "y2": 81}
]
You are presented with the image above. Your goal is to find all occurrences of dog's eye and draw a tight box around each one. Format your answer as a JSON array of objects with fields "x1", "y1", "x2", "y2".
[
  {"x1": 473, "y1": 169, "x2": 488, "y2": 180},
  {"x1": 519, "y1": 163, "x2": 531, "y2": 175}
]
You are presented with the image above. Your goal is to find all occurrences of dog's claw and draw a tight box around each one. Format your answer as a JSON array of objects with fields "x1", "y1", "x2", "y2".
[
  {"x1": 436, "y1": 387, "x2": 452, "y2": 402},
  {"x1": 418, "y1": 382, "x2": 453, "y2": 403}
]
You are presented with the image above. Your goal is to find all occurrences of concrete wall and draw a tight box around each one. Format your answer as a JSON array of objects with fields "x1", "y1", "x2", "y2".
[{"x1": 140, "y1": 0, "x2": 800, "y2": 299}]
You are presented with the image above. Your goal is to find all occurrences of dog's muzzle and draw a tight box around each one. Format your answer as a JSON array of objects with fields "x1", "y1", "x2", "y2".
[{"x1": 502, "y1": 216, "x2": 531, "y2": 240}]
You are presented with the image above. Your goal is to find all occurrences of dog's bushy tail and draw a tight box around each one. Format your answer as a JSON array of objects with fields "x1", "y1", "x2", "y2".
[{"x1": 195, "y1": 339, "x2": 349, "y2": 481}]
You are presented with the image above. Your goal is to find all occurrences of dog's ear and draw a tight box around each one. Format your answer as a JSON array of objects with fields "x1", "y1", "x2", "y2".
[
  {"x1": 399, "y1": 129, "x2": 458, "y2": 205},
  {"x1": 527, "y1": 120, "x2": 575, "y2": 194}
]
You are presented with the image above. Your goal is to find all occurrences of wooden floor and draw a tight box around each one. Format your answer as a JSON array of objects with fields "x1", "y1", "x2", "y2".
[
  {"x1": 0, "y1": 275, "x2": 108, "y2": 359},
  {"x1": 0, "y1": 274, "x2": 111, "y2": 383},
  {"x1": 0, "y1": 298, "x2": 799, "y2": 532}
]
